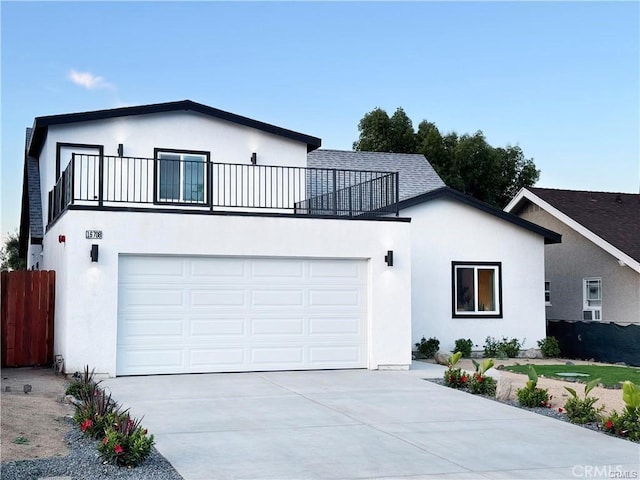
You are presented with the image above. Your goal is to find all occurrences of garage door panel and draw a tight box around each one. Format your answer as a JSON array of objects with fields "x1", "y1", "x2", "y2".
[
  {"x1": 309, "y1": 346, "x2": 362, "y2": 363},
  {"x1": 251, "y1": 290, "x2": 304, "y2": 307},
  {"x1": 117, "y1": 256, "x2": 368, "y2": 375},
  {"x1": 251, "y1": 260, "x2": 304, "y2": 278},
  {"x1": 250, "y1": 317, "x2": 304, "y2": 335},
  {"x1": 309, "y1": 317, "x2": 362, "y2": 335},
  {"x1": 309, "y1": 289, "x2": 362, "y2": 307},
  {"x1": 190, "y1": 348, "x2": 245, "y2": 367},
  {"x1": 191, "y1": 289, "x2": 245, "y2": 306},
  {"x1": 119, "y1": 317, "x2": 184, "y2": 340},
  {"x1": 122, "y1": 288, "x2": 184, "y2": 308},
  {"x1": 309, "y1": 260, "x2": 362, "y2": 279},
  {"x1": 251, "y1": 347, "x2": 304, "y2": 366},
  {"x1": 119, "y1": 347, "x2": 184, "y2": 371},
  {"x1": 190, "y1": 318, "x2": 245, "y2": 336},
  {"x1": 190, "y1": 258, "x2": 246, "y2": 278},
  {"x1": 119, "y1": 256, "x2": 185, "y2": 280}
]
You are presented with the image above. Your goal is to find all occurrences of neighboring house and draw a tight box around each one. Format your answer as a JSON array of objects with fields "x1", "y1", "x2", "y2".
[
  {"x1": 505, "y1": 188, "x2": 640, "y2": 364},
  {"x1": 309, "y1": 151, "x2": 561, "y2": 353},
  {"x1": 18, "y1": 101, "x2": 413, "y2": 377}
]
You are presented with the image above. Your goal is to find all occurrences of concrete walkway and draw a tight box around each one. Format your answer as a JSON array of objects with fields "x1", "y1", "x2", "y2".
[{"x1": 103, "y1": 362, "x2": 640, "y2": 480}]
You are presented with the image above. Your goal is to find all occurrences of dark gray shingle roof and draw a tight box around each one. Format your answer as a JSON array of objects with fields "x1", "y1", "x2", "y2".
[
  {"x1": 20, "y1": 128, "x2": 43, "y2": 256},
  {"x1": 307, "y1": 149, "x2": 445, "y2": 201},
  {"x1": 529, "y1": 187, "x2": 640, "y2": 263}
]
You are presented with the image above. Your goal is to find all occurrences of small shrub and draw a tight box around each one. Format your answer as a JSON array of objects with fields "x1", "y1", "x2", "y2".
[
  {"x1": 564, "y1": 378, "x2": 604, "y2": 424},
  {"x1": 454, "y1": 338, "x2": 473, "y2": 358},
  {"x1": 602, "y1": 381, "x2": 640, "y2": 442},
  {"x1": 516, "y1": 366, "x2": 550, "y2": 408},
  {"x1": 501, "y1": 337, "x2": 523, "y2": 358},
  {"x1": 537, "y1": 336, "x2": 561, "y2": 358},
  {"x1": 468, "y1": 358, "x2": 497, "y2": 396},
  {"x1": 483, "y1": 336, "x2": 522, "y2": 358},
  {"x1": 98, "y1": 414, "x2": 155, "y2": 467},
  {"x1": 415, "y1": 336, "x2": 440, "y2": 358},
  {"x1": 65, "y1": 365, "x2": 97, "y2": 398}
]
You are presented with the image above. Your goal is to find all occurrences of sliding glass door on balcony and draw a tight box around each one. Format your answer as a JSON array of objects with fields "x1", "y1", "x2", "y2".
[{"x1": 157, "y1": 152, "x2": 207, "y2": 204}]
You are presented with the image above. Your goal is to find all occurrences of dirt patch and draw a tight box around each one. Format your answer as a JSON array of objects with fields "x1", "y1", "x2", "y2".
[
  {"x1": 455, "y1": 358, "x2": 627, "y2": 414},
  {"x1": 1, "y1": 367, "x2": 75, "y2": 462}
]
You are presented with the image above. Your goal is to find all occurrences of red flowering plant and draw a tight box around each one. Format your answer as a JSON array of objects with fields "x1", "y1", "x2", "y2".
[
  {"x1": 73, "y1": 386, "x2": 123, "y2": 439},
  {"x1": 98, "y1": 413, "x2": 155, "y2": 467},
  {"x1": 601, "y1": 381, "x2": 640, "y2": 442},
  {"x1": 443, "y1": 352, "x2": 469, "y2": 389},
  {"x1": 468, "y1": 359, "x2": 497, "y2": 396}
]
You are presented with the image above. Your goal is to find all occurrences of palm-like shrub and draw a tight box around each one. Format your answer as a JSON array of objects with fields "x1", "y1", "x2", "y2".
[{"x1": 516, "y1": 366, "x2": 550, "y2": 408}]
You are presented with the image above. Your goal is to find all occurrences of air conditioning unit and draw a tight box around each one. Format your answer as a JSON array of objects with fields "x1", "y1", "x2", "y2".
[{"x1": 582, "y1": 310, "x2": 593, "y2": 320}]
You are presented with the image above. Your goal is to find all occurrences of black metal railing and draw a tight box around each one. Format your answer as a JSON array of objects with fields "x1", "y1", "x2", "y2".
[{"x1": 47, "y1": 154, "x2": 399, "y2": 224}]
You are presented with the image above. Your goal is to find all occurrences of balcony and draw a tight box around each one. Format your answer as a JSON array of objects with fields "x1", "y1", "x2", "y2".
[{"x1": 47, "y1": 154, "x2": 399, "y2": 226}]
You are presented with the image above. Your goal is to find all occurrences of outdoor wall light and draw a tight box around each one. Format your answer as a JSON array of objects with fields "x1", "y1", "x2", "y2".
[
  {"x1": 251, "y1": 152, "x2": 257, "y2": 165},
  {"x1": 117, "y1": 144, "x2": 124, "y2": 157},
  {"x1": 385, "y1": 250, "x2": 394, "y2": 267},
  {"x1": 90, "y1": 244, "x2": 99, "y2": 263}
]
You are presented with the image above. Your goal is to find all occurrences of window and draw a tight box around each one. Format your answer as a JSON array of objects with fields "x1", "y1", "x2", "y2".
[
  {"x1": 156, "y1": 149, "x2": 208, "y2": 203},
  {"x1": 583, "y1": 278, "x2": 602, "y2": 320},
  {"x1": 544, "y1": 281, "x2": 551, "y2": 306},
  {"x1": 452, "y1": 262, "x2": 502, "y2": 318}
]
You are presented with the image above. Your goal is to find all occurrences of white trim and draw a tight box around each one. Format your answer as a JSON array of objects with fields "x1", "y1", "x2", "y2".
[{"x1": 505, "y1": 188, "x2": 640, "y2": 274}]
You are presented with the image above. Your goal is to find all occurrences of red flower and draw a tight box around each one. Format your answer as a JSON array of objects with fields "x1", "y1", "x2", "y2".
[
  {"x1": 81, "y1": 419, "x2": 93, "y2": 432},
  {"x1": 558, "y1": 407, "x2": 563, "y2": 413},
  {"x1": 461, "y1": 375, "x2": 468, "y2": 383},
  {"x1": 114, "y1": 444, "x2": 123, "y2": 455},
  {"x1": 143, "y1": 429, "x2": 148, "y2": 435},
  {"x1": 102, "y1": 437, "x2": 108, "y2": 445},
  {"x1": 605, "y1": 419, "x2": 614, "y2": 430}
]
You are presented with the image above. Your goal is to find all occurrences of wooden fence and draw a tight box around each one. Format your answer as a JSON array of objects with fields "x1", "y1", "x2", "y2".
[{"x1": 1, "y1": 270, "x2": 55, "y2": 367}]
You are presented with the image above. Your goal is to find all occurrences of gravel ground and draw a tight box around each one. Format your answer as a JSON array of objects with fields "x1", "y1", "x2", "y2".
[
  {"x1": 425, "y1": 378, "x2": 626, "y2": 439},
  {"x1": 0, "y1": 418, "x2": 183, "y2": 480}
]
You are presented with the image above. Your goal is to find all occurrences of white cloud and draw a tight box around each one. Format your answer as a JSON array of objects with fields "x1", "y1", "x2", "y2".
[{"x1": 68, "y1": 70, "x2": 113, "y2": 90}]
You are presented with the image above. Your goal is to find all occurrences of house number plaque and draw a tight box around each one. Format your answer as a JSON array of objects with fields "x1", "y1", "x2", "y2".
[{"x1": 85, "y1": 230, "x2": 103, "y2": 240}]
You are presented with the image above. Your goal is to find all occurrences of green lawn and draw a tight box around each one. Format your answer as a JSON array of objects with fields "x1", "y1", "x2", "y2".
[{"x1": 503, "y1": 364, "x2": 640, "y2": 388}]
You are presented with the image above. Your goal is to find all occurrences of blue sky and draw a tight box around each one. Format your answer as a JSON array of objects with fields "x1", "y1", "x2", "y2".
[{"x1": 2, "y1": 1, "x2": 639, "y2": 239}]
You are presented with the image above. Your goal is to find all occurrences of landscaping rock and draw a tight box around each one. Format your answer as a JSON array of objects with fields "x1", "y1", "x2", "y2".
[
  {"x1": 615, "y1": 362, "x2": 627, "y2": 366},
  {"x1": 496, "y1": 377, "x2": 512, "y2": 401},
  {"x1": 495, "y1": 364, "x2": 505, "y2": 370},
  {"x1": 520, "y1": 348, "x2": 542, "y2": 359},
  {"x1": 63, "y1": 395, "x2": 82, "y2": 407},
  {"x1": 434, "y1": 351, "x2": 451, "y2": 366},
  {"x1": 565, "y1": 361, "x2": 575, "y2": 366}
]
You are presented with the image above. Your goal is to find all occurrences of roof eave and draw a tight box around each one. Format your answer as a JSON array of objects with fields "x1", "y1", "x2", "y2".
[{"x1": 28, "y1": 100, "x2": 321, "y2": 157}]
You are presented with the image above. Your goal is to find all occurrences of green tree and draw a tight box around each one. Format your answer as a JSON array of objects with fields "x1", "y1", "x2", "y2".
[
  {"x1": 353, "y1": 107, "x2": 539, "y2": 207},
  {"x1": 353, "y1": 107, "x2": 416, "y2": 153},
  {"x1": 1, "y1": 231, "x2": 26, "y2": 271}
]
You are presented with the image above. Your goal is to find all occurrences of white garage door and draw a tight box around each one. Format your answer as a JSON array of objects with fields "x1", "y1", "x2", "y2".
[{"x1": 116, "y1": 255, "x2": 368, "y2": 375}]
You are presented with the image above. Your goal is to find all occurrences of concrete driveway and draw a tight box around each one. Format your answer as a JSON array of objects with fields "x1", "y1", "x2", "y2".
[{"x1": 102, "y1": 362, "x2": 640, "y2": 480}]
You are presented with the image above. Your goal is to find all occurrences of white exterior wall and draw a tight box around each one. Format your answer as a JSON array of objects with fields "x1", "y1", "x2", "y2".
[
  {"x1": 405, "y1": 198, "x2": 546, "y2": 353},
  {"x1": 42, "y1": 210, "x2": 411, "y2": 376},
  {"x1": 38, "y1": 111, "x2": 309, "y2": 223}
]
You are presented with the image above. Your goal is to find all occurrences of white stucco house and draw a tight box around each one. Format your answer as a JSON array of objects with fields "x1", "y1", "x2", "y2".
[
  {"x1": 19, "y1": 100, "x2": 412, "y2": 377},
  {"x1": 19, "y1": 100, "x2": 559, "y2": 377}
]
